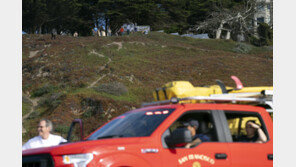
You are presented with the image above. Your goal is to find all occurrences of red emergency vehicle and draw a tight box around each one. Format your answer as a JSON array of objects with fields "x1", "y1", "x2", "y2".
[{"x1": 22, "y1": 96, "x2": 273, "y2": 167}]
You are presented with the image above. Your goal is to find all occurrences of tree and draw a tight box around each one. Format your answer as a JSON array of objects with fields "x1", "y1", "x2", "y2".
[
  {"x1": 45, "y1": 0, "x2": 94, "y2": 35},
  {"x1": 123, "y1": 0, "x2": 169, "y2": 30},
  {"x1": 23, "y1": 0, "x2": 49, "y2": 34},
  {"x1": 187, "y1": 0, "x2": 218, "y2": 25},
  {"x1": 159, "y1": 0, "x2": 190, "y2": 34},
  {"x1": 23, "y1": 0, "x2": 95, "y2": 35},
  {"x1": 193, "y1": 0, "x2": 264, "y2": 41}
]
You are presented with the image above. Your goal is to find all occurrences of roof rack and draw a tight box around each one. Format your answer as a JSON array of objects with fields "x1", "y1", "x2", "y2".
[{"x1": 142, "y1": 90, "x2": 273, "y2": 110}]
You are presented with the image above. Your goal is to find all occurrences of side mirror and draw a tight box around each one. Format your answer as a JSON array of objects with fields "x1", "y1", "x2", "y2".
[
  {"x1": 166, "y1": 128, "x2": 192, "y2": 147},
  {"x1": 66, "y1": 119, "x2": 84, "y2": 142}
]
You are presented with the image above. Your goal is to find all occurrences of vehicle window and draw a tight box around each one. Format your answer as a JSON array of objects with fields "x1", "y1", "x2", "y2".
[
  {"x1": 225, "y1": 111, "x2": 269, "y2": 143},
  {"x1": 162, "y1": 110, "x2": 218, "y2": 148},
  {"x1": 87, "y1": 108, "x2": 175, "y2": 140}
]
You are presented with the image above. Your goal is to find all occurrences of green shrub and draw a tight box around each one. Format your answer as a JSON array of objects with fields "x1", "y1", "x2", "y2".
[
  {"x1": 164, "y1": 24, "x2": 189, "y2": 35},
  {"x1": 82, "y1": 111, "x2": 93, "y2": 118},
  {"x1": 251, "y1": 23, "x2": 273, "y2": 46},
  {"x1": 27, "y1": 111, "x2": 40, "y2": 120},
  {"x1": 250, "y1": 36, "x2": 261, "y2": 47},
  {"x1": 31, "y1": 84, "x2": 55, "y2": 97},
  {"x1": 22, "y1": 96, "x2": 32, "y2": 116},
  {"x1": 258, "y1": 23, "x2": 273, "y2": 46},
  {"x1": 55, "y1": 124, "x2": 69, "y2": 136},
  {"x1": 232, "y1": 42, "x2": 252, "y2": 54},
  {"x1": 38, "y1": 92, "x2": 65, "y2": 109},
  {"x1": 164, "y1": 26, "x2": 179, "y2": 34},
  {"x1": 23, "y1": 83, "x2": 33, "y2": 91},
  {"x1": 81, "y1": 98, "x2": 103, "y2": 117}
]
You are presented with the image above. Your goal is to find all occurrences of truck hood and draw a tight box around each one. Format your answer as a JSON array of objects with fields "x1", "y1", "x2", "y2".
[{"x1": 22, "y1": 137, "x2": 150, "y2": 156}]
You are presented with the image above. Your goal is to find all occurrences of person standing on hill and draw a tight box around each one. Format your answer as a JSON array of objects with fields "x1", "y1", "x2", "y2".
[
  {"x1": 22, "y1": 119, "x2": 67, "y2": 150},
  {"x1": 127, "y1": 24, "x2": 130, "y2": 35},
  {"x1": 51, "y1": 28, "x2": 57, "y2": 39},
  {"x1": 119, "y1": 27, "x2": 124, "y2": 36},
  {"x1": 73, "y1": 31, "x2": 78, "y2": 37},
  {"x1": 94, "y1": 26, "x2": 98, "y2": 36}
]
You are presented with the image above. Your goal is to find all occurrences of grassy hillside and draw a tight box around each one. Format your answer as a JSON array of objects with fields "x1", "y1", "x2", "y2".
[{"x1": 22, "y1": 32, "x2": 272, "y2": 142}]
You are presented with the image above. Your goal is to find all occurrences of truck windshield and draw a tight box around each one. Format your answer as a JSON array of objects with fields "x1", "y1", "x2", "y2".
[{"x1": 87, "y1": 108, "x2": 175, "y2": 140}]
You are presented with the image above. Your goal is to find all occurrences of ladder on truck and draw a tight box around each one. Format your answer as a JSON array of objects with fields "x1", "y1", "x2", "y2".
[{"x1": 142, "y1": 90, "x2": 273, "y2": 113}]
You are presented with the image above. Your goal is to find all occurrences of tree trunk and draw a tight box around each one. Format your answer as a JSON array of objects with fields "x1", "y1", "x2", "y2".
[
  {"x1": 39, "y1": 26, "x2": 42, "y2": 34},
  {"x1": 105, "y1": 25, "x2": 108, "y2": 37},
  {"x1": 105, "y1": 16, "x2": 108, "y2": 36},
  {"x1": 33, "y1": 26, "x2": 37, "y2": 34},
  {"x1": 216, "y1": 29, "x2": 221, "y2": 39},
  {"x1": 216, "y1": 27, "x2": 222, "y2": 39},
  {"x1": 226, "y1": 31, "x2": 231, "y2": 40},
  {"x1": 253, "y1": 8, "x2": 259, "y2": 38},
  {"x1": 216, "y1": 21, "x2": 225, "y2": 39}
]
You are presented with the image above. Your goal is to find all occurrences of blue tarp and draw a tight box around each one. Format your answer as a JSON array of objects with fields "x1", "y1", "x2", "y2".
[
  {"x1": 170, "y1": 32, "x2": 179, "y2": 36},
  {"x1": 181, "y1": 33, "x2": 209, "y2": 39},
  {"x1": 170, "y1": 32, "x2": 209, "y2": 39}
]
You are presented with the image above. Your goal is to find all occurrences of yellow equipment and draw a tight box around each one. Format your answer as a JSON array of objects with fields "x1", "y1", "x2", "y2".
[
  {"x1": 153, "y1": 76, "x2": 273, "y2": 101},
  {"x1": 153, "y1": 81, "x2": 227, "y2": 101}
]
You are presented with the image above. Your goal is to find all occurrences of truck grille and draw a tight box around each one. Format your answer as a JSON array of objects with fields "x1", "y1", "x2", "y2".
[{"x1": 22, "y1": 154, "x2": 54, "y2": 167}]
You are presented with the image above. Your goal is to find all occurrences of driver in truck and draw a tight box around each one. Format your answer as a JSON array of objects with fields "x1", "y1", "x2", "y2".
[{"x1": 183, "y1": 119, "x2": 210, "y2": 148}]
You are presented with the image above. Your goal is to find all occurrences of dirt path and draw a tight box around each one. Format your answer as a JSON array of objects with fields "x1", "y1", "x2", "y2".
[
  {"x1": 87, "y1": 43, "x2": 144, "y2": 88},
  {"x1": 22, "y1": 93, "x2": 40, "y2": 133},
  {"x1": 129, "y1": 41, "x2": 145, "y2": 46},
  {"x1": 89, "y1": 49, "x2": 105, "y2": 57},
  {"x1": 22, "y1": 94, "x2": 39, "y2": 121},
  {"x1": 29, "y1": 49, "x2": 44, "y2": 58},
  {"x1": 87, "y1": 57, "x2": 112, "y2": 88},
  {"x1": 107, "y1": 42, "x2": 123, "y2": 51}
]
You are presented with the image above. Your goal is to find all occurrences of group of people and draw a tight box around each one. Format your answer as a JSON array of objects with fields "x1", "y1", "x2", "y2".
[
  {"x1": 117, "y1": 25, "x2": 142, "y2": 36},
  {"x1": 49, "y1": 25, "x2": 146, "y2": 39},
  {"x1": 92, "y1": 26, "x2": 111, "y2": 36},
  {"x1": 182, "y1": 119, "x2": 267, "y2": 148},
  {"x1": 51, "y1": 29, "x2": 79, "y2": 39},
  {"x1": 22, "y1": 117, "x2": 267, "y2": 151}
]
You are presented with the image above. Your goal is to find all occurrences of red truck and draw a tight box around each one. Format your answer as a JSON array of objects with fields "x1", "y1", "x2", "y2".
[{"x1": 22, "y1": 97, "x2": 273, "y2": 167}]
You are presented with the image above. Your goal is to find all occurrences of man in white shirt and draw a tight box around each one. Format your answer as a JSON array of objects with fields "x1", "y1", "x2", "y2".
[{"x1": 22, "y1": 119, "x2": 67, "y2": 150}]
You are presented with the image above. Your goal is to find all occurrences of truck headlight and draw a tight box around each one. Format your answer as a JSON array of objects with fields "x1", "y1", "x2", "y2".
[{"x1": 63, "y1": 153, "x2": 93, "y2": 167}]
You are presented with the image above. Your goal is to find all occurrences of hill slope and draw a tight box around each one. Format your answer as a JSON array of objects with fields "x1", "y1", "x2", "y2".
[{"x1": 22, "y1": 32, "x2": 273, "y2": 142}]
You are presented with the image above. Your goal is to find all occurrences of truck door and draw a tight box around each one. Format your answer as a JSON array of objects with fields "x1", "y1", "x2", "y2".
[
  {"x1": 160, "y1": 110, "x2": 231, "y2": 167},
  {"x1": 220, "y1": 110, "x2": 273, "y2": 167}
]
